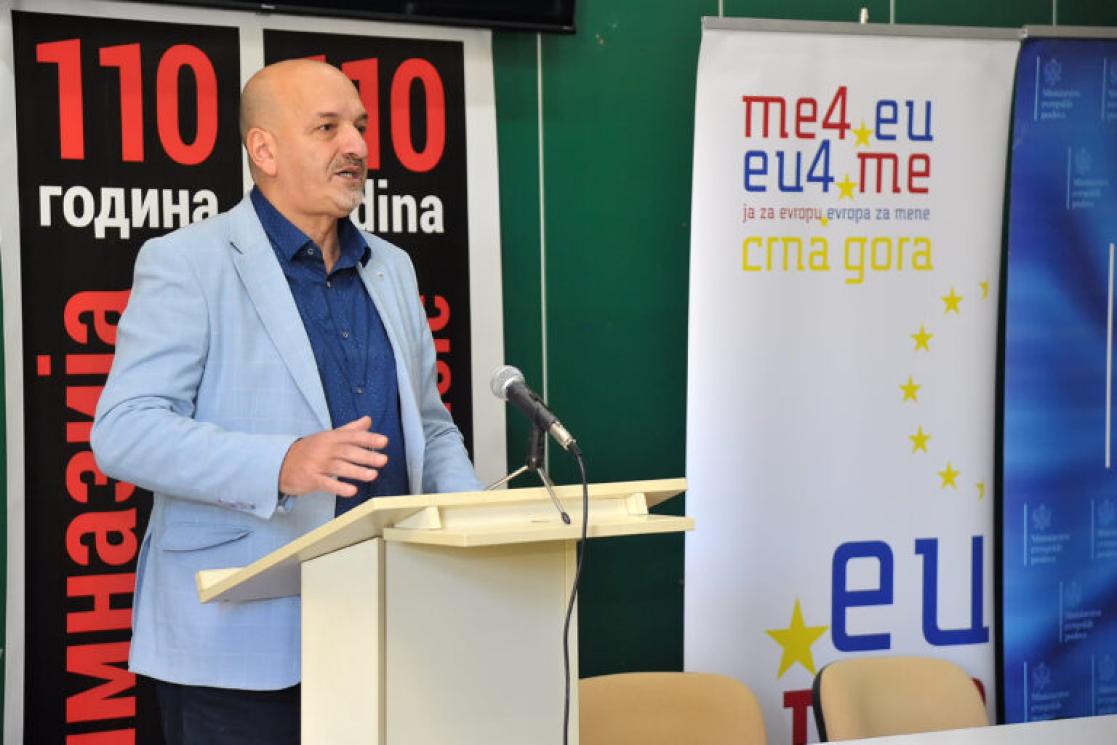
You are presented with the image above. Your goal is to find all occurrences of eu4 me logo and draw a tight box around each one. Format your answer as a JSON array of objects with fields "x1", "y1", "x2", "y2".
[{"x1": 831, "y1": 537, "x2": 989, "y2": 651}]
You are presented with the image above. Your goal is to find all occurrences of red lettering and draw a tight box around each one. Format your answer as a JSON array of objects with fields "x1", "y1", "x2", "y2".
[
  {"x1": 436, "y1": 359, "x2": 451, "y2": 397},
  {"x1": 64, "y1": 291, "x2": 130, "y2": 346},
  {"x1": 427, "y1": 295, "x2": 450, "y2": 332},
  {"x1": 66, "y1": 509, "x2": 137, "y2": 567},
  {"x1": 37, "y1": 39, "x2": 84, "y2": 159},
  {"x1": 99, "y1": 44, "x2": 144, "y2": 162},
  {"x1": 390, "y1": 58, "x2": 445, "y2": 172},
  {"x1": 821, "y1": 86, "x2": 850, "y2": 139},
  {"x1": 66, "y1": 354, "x2": 115, "y2": 375},
  {"x1": 783, "y1": 688, "x2": 814, "y2": 745},
  {"x1": 66, "y1": 451, "x2": 106, "y2": 502},
  {"x1": 741, "y1": 95, "x2": 788, "y2": 138},
  {"x1": 422, "y1": 295, "x2": 451, "y2": 403},
  {"x1": 857, "y1": 152, "x2": 930, "y2": 194},
  {"x1": 795, "y1": 98, "x2": 817, "y2": 139},
  {"x1": 66, "y1": 451, "x2": 134, "y2": 503},
  {"x1": 67, "y1": 574, "x2": 135, "y2": 633},
  {"x1": 66, "y1": 386, "x2": 102, "y2": 443},
  {"x1": 858, "y1": 152, "x2": 901, "y2": 194},
  {"x1": 66, "y1": 731, "x2": 135, "y2": 744},
  {"x1": 909, "y1": 153, "x2": 931, "y2": 193},
  {"x1": 66, "y1": 642, "x2": 135, "y2": 722},
  {"x1": 156, "y1": 45, "x2": 218, "y2": 165}
]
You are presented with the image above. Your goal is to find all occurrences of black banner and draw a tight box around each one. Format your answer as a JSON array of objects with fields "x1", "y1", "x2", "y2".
[
  {"x1": 264, "y1": 29, "x2": 474, "y2": 452},
  {"x1": 10, "y1": 10, "x2": 480, "y2": 741},
  {"x1": 12, "y1": 10, "x2": 242, "y2": 743}
]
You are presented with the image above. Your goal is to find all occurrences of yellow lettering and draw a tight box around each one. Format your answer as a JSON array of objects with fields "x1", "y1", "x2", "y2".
[
  {"x1": 844, "y1": 236, "x2": 866, "y2": 285},
  {"x1": 808, "y1": 237, "x2": 830, "y2": 270},
  {"x1": 742, "y1": 236, "x2": 763, "y2": 271},
  {"x1": 912, "y1": 237, "x2": 933, "y2": 270}
]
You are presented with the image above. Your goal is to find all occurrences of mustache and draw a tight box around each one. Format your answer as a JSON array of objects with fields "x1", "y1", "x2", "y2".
[{"x1": 333, "y1": 155, "x2": 366, "y2": 171}]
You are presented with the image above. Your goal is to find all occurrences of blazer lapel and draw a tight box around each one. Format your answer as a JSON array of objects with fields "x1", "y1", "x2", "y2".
[
  {"x1": 357, "y1": 252, "x2": 425, "y2": 493},
  {"x1": 226, "y1": 198, "x2": 331, "y2": 431}
]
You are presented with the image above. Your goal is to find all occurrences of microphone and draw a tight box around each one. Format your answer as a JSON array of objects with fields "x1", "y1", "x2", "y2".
[{"x1": 490, "y1": 365, "x2": 578, "y2": 452}]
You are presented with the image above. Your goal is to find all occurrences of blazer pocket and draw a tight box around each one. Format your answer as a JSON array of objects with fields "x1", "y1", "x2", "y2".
[{"x1": 160, "y1": 523, "x2": 252, "y2": 552}]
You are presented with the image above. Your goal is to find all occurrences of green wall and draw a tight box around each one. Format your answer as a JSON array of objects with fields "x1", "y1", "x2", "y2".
[{"x1": 492, "y1": 0, "x2": 1117, "y2": 679}]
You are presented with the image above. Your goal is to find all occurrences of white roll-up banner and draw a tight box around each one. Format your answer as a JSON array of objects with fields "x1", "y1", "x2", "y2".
[{"x1": 685, "y1": 19, "x2": 1019, "y2": 744}]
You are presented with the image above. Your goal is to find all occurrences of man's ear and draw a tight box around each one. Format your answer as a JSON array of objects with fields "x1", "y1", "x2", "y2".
[{"x1": 245, "y1": 128, "x2": 278, "y2": 177}]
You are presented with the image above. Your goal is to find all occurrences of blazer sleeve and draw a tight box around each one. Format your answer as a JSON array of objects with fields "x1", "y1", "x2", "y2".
[
  {"x1": 91, "y1": 236, "x2": 297, "y2": 520},
  {"x1": 396, "y1": 255, "x2": 484, "y2": 494}
]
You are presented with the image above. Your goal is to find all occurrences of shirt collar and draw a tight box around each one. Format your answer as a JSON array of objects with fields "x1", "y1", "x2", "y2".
[
  {"x1": 337, "y1": 215, "x2": 372, "y2": 269},
  {"x1": 250, "y1": 186, "x2": 370, "y2": 268}
]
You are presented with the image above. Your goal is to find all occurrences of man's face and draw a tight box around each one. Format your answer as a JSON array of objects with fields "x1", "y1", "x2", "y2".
[{"x1": 273, "y1": 67, "x2": 369, "y2": 222}]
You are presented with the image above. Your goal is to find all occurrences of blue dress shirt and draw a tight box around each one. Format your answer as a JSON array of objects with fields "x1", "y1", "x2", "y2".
[{"x1": 250, "y1": 188, "x2": 408, "y2": 514}]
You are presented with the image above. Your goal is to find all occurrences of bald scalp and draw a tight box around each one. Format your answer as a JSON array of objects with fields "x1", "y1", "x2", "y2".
[{"x1": 238, "y1": 59, "x2": 354, "y2": 143}]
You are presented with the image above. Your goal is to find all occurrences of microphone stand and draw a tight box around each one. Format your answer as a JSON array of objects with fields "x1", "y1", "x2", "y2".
[{"x1": 485, "y1": 425, "x2": 572, "y2": 524}]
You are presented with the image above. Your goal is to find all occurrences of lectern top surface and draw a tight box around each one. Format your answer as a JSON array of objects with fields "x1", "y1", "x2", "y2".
[{"x1": 196, "y1": 477, "x2": 687, "y2": 604}]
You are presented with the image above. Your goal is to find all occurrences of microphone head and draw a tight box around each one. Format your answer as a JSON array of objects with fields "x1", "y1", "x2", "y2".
[{"x1": 490, "y1": 365, "x2": 525, "y2": 401}]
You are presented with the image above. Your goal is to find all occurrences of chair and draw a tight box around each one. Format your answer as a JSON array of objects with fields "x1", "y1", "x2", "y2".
[
  {"x1": 812, "y1": 656, "x2": 988, "y2": 741},
  {"x1": 579, "y1": 671, "x2": 767, "y2": 745}
]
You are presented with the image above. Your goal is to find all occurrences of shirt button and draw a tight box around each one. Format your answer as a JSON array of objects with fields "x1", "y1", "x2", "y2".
[
  {"x1": 340, "y1": 330, "x2": 350, "y2": 339},
  {"x1": 306, "y1": 247, "x2": 316, "y2": 256},
  {"x1": 355, "y1": 386, "x2": 364, "y2": 395},
  {"x1": 326, "y1": 280, "x2": 332, "y2": 288}
]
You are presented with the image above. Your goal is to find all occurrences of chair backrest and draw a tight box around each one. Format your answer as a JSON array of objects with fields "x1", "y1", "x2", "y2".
[
  {"x1": 812, "y1": 656, "x2": 988, "y2": 741},
  {"x1": 579, "y1": 672, "x2": 767, "y2": 745}
]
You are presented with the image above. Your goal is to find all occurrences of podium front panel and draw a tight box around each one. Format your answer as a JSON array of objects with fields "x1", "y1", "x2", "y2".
[
  {"x1": 384, "y1": 540, "x2": 578, "y2": 744},
  {"x1": 301, "y1": 538, "x2": 384, "y2": 744}
]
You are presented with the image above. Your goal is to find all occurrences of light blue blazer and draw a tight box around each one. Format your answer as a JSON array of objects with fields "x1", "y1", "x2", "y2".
[{"x1": 92, "y1": 195, "x2": 482, "y2": 689}]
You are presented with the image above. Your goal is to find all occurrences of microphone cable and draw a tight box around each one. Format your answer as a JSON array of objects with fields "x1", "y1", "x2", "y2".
[{"x1": 562, "y1": 444, "x2": 588, "y2": 745}]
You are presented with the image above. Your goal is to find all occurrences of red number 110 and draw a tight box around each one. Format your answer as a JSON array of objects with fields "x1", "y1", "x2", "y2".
[
  {"x1": 309, "y1": 54, "x2": 446, "y2": 173},
  {"x1": 36, "y1": 39, "x2": 218, "y2": 165}
]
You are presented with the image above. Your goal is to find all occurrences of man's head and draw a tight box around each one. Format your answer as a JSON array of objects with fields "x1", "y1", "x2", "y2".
[{"x1": 240, "y1": 60, "x2": 368, "y2": 230}]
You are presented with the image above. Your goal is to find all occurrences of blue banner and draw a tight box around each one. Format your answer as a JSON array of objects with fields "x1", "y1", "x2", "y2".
[{"x1": 1003, "y1": 37, "x2": 1117, "y2": 723}]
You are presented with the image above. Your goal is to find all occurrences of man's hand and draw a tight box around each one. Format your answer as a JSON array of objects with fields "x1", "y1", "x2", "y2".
[{"x1": 278, "y1": 416, "x2": 388, "y2": 497}]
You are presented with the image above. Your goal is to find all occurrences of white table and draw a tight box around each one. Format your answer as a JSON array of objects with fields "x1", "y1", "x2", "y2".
[{"x1": 836, "y1": 714, "x2": 1117, "y2": 744}]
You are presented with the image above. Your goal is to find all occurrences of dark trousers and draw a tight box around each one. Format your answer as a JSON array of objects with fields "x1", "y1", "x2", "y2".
[{"x1": 155, "y1": 679, "x2": 300, "y2": 745}]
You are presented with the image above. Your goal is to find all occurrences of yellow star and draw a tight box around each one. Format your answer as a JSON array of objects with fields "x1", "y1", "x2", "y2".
[
  {"x1": 909, "y1": 426, "x2": 931, "y2": 454},
  {"x1": 980, "y1": 281, "x2": 989, "y2": 299},
  {"x1": 766, "y1": 598, "x2": 829, "y2": 678},
  {"x1": 939, "y1": 462, "x2": 959, "y2": 489},
  {"x1": 942, "y1": 288, "x2": 963, "y2": 314},
  {"x1": 837, "y1": 174, "x2": 857, "y2": 200},
  {"x1": 820, "y1": 216, "x2": 829, "y2": 227},
  {"x1": 977, "y1": 482, "x2": 986, "y2": 500},
  {"x1": 900, "y1": 375, "x2": 921, "y2": 402},
  {"x1": 911, "y1": 324, "x2": 933, "y2": 351},
  {"x1": 852, "y1": 121, "x2": 872, "y2": 146}
]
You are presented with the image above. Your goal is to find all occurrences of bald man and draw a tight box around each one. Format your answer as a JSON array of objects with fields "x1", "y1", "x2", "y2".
[{"x1": 92, "y1": 60, "x2": 481, "y2": 744}]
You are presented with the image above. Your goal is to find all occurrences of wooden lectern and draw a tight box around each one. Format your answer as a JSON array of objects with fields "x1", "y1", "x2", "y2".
[{"x1": 194, "y1": 478, "x2": 691, "y2": 745}]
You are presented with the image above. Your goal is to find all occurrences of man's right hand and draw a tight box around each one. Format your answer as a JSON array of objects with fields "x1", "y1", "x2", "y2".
[{"x1": 278, "y1": 416, "x2": 388, "y2": 497}]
